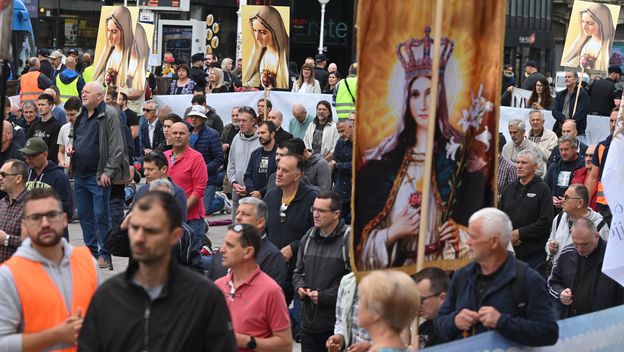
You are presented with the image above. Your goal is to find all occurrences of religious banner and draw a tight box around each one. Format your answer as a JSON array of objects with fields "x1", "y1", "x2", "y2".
[
  {"x1": 0, "y1": 0, "x2": 12, "y2": 60},
  {"x1": 561, "y1": 1, "x2": 620, "y2": 73},
  {"x1": 241, "y1": 5, "x2": 290, "y2": 89},
  {"x1": 353, "y1": 0, "x2": 505, "y2": 274}
]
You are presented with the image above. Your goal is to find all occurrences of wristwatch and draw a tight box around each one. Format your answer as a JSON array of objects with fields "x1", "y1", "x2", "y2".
[{"x1": 246, "y1": 336, "x2": 256, "y2": 350}]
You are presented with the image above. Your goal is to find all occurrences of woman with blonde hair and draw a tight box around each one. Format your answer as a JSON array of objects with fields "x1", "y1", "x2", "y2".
[
  {"x1": 562, "y1": 2, "x2": 615, "y2": 71},
  {"x1": 358, "y1": 270, "x2": 420, "y2": 352},
  {"x1": 292, "y1": 63, "x2": 321, "y2": 93},
  {"x1": 243, "y1": 6, "x2": 289, "y2": 89},
  {"x1": 206, "y1": 67, "x2": 228, "y2": 94}
]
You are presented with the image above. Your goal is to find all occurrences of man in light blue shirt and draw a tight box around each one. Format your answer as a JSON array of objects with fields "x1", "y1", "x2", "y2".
[{"x1": 289, "y1": 103, "x2": 313, "y2": 140}]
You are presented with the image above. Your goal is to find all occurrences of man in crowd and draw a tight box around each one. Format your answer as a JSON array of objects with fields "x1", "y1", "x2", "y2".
[
  {"x1": 215, "y1": 224, "x2": 293, "y2": 352},
  {"x1": 140, "y1": 100, "x2": 165, "y2": 155},
  {"x1": 257, "y1": 99, "x2": 272, "y2": 120},
  {"x1": 586, "y1": 108, "x2": 618, "y2": 226},
  {"x1": 227, "y1": 106, "x2": 260, "y2": 220},
  {"x1": 0, "y1": 121, "x2": 23, "y2": 166},
  {"x1": 521, "y1": 59, "x2": 545, "y2": 91},
  {"x1": 333, "y1": 63, "x2": 358, "y2": 119},
  {"x1": 0, "y1": 159, "x2": 28, "y2": 262},
  {"x1": 502, "y1": 119, "x2": 545, "y2": 175},
  {"x1": 18, "y1": 57, "x2": 52, "y2": 104},
  {"x1": 413, "y1": 267, "x2": 450, "y2": 348},
  {"x1": 289, "y1": 103, "x2": 313, "y2": 140},
  {"x1": 204, "y1": 52, "x2": 218, "y2": 69},
  {"x1": 526, "y1": 110, "x2": 558, "y2": 160},
  {"x1": 55, "y1": 56, "x2": 85, "y2": 102},
  {"x1": 293, "y1": 191, "x2": 351, "y2": 352},
  {"x1": 546, "y1": 184, "x2": 609, "y2": 263},
  {"x1": 71, "y1": 82, "x2": 129, "y2": 268},
  {"x1": 332, "y1": 119, "x2": 353, "y2": 220},
  {"x1": 245, "y1": 120, "x2": 277, "y2": 199},
  {"x1": 499, "y1": 150, "x2": 553, "y2": 269},
  {"x1": 56, "y1": 96, "x2": 82, "y2": 167},
  {"x1": 553, "y1": 70, "x2": 588, "y2": 139},
  {"x1": 190, "y1": 53, "x2": 208, "y2": 90},
  {"x1": 209, "y1": 197, "x2": 286, "y2": 287},
  {"x1": 49, "y1": 50, "x2": 66, "y2": 82},
  {"x1": 548, "y1": 218, "x2": 624, "y2": 318},
  {"x1": 27, "y1": 93, "x2": 61, "y2": 163},
  {"x1": 547, "y1": 119, "x2": 588, "y2": 168},
  {"x1": 435, "y1": 208, "x2": 559, "y2": 346},
  {"x1": 184, "y1": 96, "x2": 224, "y2": 134},
  {"x1": 186, "y1": 105, "x2": 223, "y2": 215},
  {"x1": 78, "y1": 191, "x2": 236, "y2": 351},
  {"x1": 546, "y1": 136, "x2": 585, "y2": 213},
  {"x1": 21, "y1": 137, "x2": 73, "y2": 230},
  {"x1": 0, "y1": 188, "x2": 99, "y2": 350},
  {"x1": 303, "y1": 101, "x2": 340, "y2": 161},
  {"x1": 314, "y1": 53, "x2": 329, "y2": 89},
  {"x1": 117, "y1": 92, "x2": 140, "y2": 146},
  {"x1": 267, "y1": 110, "x2": 293, "y2": 144},
  {"x1": 16, "y1": 101, "x2": 39, "y2": 138},
  {"x1": 37, "y1": 49, "x2": 54, "y2": 78},
  {"x1": 587, "y1": 65, "x2": 621, "y2": 116},
  {"x1": 325, "y1": 272, "x2": 371, "y2": 352},
  {"x1": 43, "y1": 88, "x2": 67, "y2": 125},
  {"x1": 156, "y1": 114, "x2": 183, "y2": 152},
  {"x1": 302, "y1": 144, "x2": 332, "y2": 192},
  {"x1": 264, "y1": 154, "x2": 317, "y2": 304},
  {"x1": 165, "y1": 123, "x2": 208, "y2": 244}
]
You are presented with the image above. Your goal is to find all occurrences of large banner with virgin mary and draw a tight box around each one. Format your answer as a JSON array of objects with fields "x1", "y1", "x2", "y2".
[
  {"x1": 353, "y1": 0, "x2": 505, "y2": 274},
  {"x1": 241, "y1": 5, "x2": 290, "y2": 90},
  {"x1": 561, "y1": 1, "x2": 620, "y2": 73}
]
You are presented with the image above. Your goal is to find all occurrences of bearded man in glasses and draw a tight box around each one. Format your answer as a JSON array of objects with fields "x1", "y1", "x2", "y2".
[{"x1": 263, "y1": 153, "x2": 317, "y2": 305}]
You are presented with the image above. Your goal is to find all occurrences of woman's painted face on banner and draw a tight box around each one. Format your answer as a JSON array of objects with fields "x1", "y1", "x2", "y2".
[
  {"x1": 106, "y1": 19, "x2": 122, "y2": 47},
  {"x1": 409, "y1": 76, "x2": 432, "y2": 129},
  {"x1": 581, "y1": 12, "x2": 600, "y2": 38},
  {"x1": 252, "y1": 19, "x2": 274, "y2": 48}
]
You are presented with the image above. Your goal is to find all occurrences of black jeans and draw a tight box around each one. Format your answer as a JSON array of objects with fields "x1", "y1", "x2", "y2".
[{"x1": 300, "y1": 329, "x2": 333, "y2": 352}]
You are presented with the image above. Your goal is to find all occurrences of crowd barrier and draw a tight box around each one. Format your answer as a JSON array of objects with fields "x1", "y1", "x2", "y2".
[{"x1": 423, "y1": 304, "x2": 624, "y2": 351}]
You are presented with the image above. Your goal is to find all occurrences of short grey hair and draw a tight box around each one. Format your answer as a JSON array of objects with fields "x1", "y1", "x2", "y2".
[
  {"x1": 238, "y1": 197, "x2": 268, "y2": 221},
  {"x1": 529, "y1": 110, "x2": 544, "y2": 120},
  {"x1": 149, "y1": 179, "x2": 174, "y2": 194},
  {"x1": 517, "y1": 149, "x2": 539, "y2": 165},
  {"x1": 145, "y1": 100, "x2": 160, "y2": 111},
  {"x1": 558, "y1": 135, "x2": 578, "y2": 149},
  {"x1": 508, "y1": 118, "x2": 526, "y2": 132},
  {"x1": 157, "y1": 105, "x2": 172, "y2": 117},
  {"x1": 469, "y1": 208, "x2": 513, "y2": 247},
  {"x1": 22, "y1": 101, "x2": 37, "y2": 111},
  {"x1": 567, "y1": 70, "x2": 579, "y2": 80},
  {"x1": 572, "y1": 217, "x2": 598, "y2": 235}
]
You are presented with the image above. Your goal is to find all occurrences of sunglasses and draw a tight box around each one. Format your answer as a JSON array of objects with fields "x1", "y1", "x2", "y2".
[
  {"x1": 280, "y1": 204, "x2": 288, "y2": 223},
  {"x1": 229, "y1": 224, "x2": 254, "y2": 246},
  {"x1": 143, "y1": 108, "x2": 155, "y2": 113},
  {"x1": 0, "y1": 172, "x2": 18, "y2": 177}
]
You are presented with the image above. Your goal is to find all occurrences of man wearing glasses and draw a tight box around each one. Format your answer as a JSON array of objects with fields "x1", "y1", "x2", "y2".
[
  {"x1": 139, "y1": 100, "x2": 165, "y2": 156},
  {"x1": 0, "y1": 159, "x2": 28, "y2": 263},
  {"x1": 293, "y1": 191, "x2": 351, "y2": 352},
  {"x1": 0, "y1": 188, "x2": 98, "y2": 350},
  {"x1": 413, "y1": 267, "x2": 450, "y2": 348}
]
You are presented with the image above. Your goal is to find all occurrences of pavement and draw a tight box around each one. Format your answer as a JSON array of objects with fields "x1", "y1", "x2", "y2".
[{"x1": 68, "y1": 211, "x2": 303, "y2": 351}]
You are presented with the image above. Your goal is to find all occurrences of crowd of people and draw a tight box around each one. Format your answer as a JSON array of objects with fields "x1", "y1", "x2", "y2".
[{"x1": 0, "y1": 45, "x2": 622, "y2": 352}]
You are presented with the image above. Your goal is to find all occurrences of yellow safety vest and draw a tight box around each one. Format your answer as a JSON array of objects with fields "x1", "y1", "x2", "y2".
[
  {"x1": 335, "y1": 76, "x2": 357, "y2": 119},
  {"x1": 56, "y1": 75, "x2": 80, "y2": 103},
  {"x1": 82, "y1": 66, "x2": 94, "y2": 83}
]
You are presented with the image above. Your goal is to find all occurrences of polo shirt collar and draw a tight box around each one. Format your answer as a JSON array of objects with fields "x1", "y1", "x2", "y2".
[{"x1": 225, "y1": 265, "x2": 262, "y2": 296}]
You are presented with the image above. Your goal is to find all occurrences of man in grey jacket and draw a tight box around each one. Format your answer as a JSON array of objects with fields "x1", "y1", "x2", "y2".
[
  {"x1": 303, "y1": 147, "x2": 332, "y2": 192},
  {"x1": 227, "y1": 106, "x2": 260, "y2": 221},
  {"x1": 69, "y1": 82, "x2": 129, "y2": 269}
]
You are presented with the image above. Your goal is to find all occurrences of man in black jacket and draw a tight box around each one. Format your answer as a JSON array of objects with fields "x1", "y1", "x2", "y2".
[
  {"x1": 545, "y1": 135, "x2": 585, "y2": 214},
  {"x1": 587, "y1": 65, "x2": 621, "y2": 117},
  {"x1": 293, "y1": 191, "x2": 350, "y2": 352},
  {"x1": 552, "y1": 70, "x2": 588, "y2": 138},
  {"x1": 548, "y1": 217, "x2": 624, "y2": 319},
  {"x1": 499, "y1": 149, "x2": 554, "y2": 269},
  {"x1": 190, "y1": 53, "x2": 208, "y2": 90},
  {"x1": 78, "y1": 191, "x2": 236, "y2": 351}
]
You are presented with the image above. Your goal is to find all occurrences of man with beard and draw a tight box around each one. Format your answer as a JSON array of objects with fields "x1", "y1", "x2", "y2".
[
  {"x1": 245, "y1": 121, "x2": 277, "y2": 199},
  {"x1": 0, "y1": 188, "x2": 99, "y2": 350},
  {"x1": 501, "y1": 64, "x2": 515, "y2": 94},
  {"x1": 303, "y1": 101, "x2": 340, "y2": 162}
]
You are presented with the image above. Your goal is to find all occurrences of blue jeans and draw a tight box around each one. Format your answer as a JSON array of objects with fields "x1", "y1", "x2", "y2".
[
  {"x1": 186, "y1": 219, "x2": 206, "y2": 250},
  {"x1": 204, "y1": 184, "x2": 224, "y2": 214},
  {"x1": 75, "y1": 174, "x2": 111, "y2": 258}
]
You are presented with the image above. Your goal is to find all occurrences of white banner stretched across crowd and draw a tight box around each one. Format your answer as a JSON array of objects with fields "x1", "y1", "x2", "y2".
[
  {"x1": 153, "y1": 91, "x2": 336, "y2": 130},
  {"x1": 509, "y1": 87, "x2": 533, "y2": 108}
]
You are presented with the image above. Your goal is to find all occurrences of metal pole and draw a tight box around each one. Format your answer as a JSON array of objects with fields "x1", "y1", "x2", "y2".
[
  {"x1": 318, "y1": 3, "x2": 327, "y2": 54},
  {"x1": 236, "y1": 0, "x2": 247, "y2": 62}
]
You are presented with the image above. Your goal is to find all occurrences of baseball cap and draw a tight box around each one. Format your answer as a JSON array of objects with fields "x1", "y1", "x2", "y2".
[
  {"x1": 49, "y1": 50, "x2": 63, "y2": 59},
  {"x1": 37, "y1": 49, "x2": 50, "y2": 57},
  {"x1": 67, "y1": 48, "x2": 79, "y2": 56},
  {"x1": 525, "y1": 59, "x2": 537, "y2": 68},
  {"x1": 19, "y1": 138, "x2": 48, "y2": 155},
  {"x1": 315, "y1": 53, "x2": 328, "y2": 62},
  {"x1": 187, "y1": 105, "x2": 207, "y2": 119},
  {"x1": 191, "y1": 53, "x2": 204, "y2": 63}
]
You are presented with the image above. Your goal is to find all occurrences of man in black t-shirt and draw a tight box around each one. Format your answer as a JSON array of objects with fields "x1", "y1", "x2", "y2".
[
  {"x1": 244, "y1": 121, "x2": 277, "y2": 199},
  {"x1": 27, "y1": 94, "x2": 61, "y2": 163},
  {"x1": 117, "y1": 92, "x2": 140, "y2": 153}
]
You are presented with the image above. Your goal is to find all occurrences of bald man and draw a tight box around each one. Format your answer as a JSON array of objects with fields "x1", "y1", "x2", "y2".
[
  {"x1": 71, "y1": 81, "x2": 129, "y2": 269},
  {"x1": 0, "y1": 121, "x2": 24, "y2": 166},
  {"x1": 547, "y1": 119, "x2": 589, "y2": 168},
  {"x1": 164, "y1": 122, "x2": 209, "y2": 246},
  {"x1": 289, "y1": 103, "x2": 313, "y2": 140},
  {"x1": 56, "y1": 55, "x2": 86, "y2": 103},
  {"x1": 268, "y1": 110, "x2": 293, "y2": 144}
]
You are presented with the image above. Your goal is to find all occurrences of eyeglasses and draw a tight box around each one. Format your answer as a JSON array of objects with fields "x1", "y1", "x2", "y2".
[
  {"x1": 585, "y1": 153, "x2": 594, "y2": 157},
  {"x1": 280, "y1": 204, "x2": 288, "y2": 223},
  {"x1": 24, "y1": 210, "x2": 64, "y2": 224},
  {"x1": 310, "y1": 206, "x2": 334, "y2": 214},
  {"x1": 0, "y1": 172, "x2": 18, "y2": 177},
  {"x1": 564, "y1": 195, "x2": 581, "y2": 201},
  {"x1": 143, "y1": 108, "x2": 155, "y2": 113},
  {"x1": 420, "y1": 292, "x2": 442, "y2": 302}
]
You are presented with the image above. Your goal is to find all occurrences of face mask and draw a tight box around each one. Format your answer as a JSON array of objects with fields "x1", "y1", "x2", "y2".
[{"x1": 503, "y1": 72, "x2": 514, "y2": 78}]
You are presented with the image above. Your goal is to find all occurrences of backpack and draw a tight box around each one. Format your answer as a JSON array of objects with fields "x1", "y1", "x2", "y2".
[
  {"x1": 301, "y1": 225, "x2": 351, "y2": 271},
  {"x1": 453, "y1": 260, "x2": 528, "y2": 317}
]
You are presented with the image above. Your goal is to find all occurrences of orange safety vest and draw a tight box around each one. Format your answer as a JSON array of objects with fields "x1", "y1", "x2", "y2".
[
  {"x1": 596, "y1": 143, "x2": 607, "y2": 206},
  {"x1": 19, "y1": 71, "x2": 45, "y2": 104},
  {"x1": 3, "y1": 246, "x2": 97, "y2": 352}
]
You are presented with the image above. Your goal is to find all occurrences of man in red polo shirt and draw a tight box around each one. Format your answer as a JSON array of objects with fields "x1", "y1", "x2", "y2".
[
  {"x1": 164, "y1": 122, "x2": 208, "y2": 245},
  {"x1": 216, "y1": 224, "x2": 292, "y2": 352}
]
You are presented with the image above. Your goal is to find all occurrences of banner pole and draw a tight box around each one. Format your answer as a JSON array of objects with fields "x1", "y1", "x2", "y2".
[
  {"x1": 572, "y1": 65, "x2": 585, "y2": 117},
  {"x1": 412, "y1": 0, "x2": 444, "y2": 347}
]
